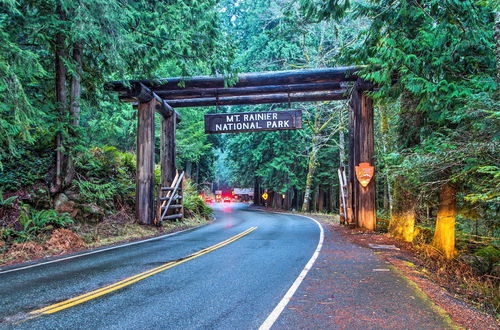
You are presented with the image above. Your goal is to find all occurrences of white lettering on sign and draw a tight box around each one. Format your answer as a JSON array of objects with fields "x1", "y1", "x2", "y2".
[
  {"x1": 206, "y1": 110, "x2": 302, "y2": 134},
  {"x1": 226, "y1": 114, "x2": 241, "y2": 122},
  {"x1": 266, "y1": 120, "x2": 290, "y2": 128},
  {"x1": 240, "y1": 113, "x2": 277, "y2": 121}
]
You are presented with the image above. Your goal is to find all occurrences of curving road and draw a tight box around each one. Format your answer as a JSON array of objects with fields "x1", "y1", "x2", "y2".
[{"x1": 0, "y1": 204, "x2": 321, "y2": 329}]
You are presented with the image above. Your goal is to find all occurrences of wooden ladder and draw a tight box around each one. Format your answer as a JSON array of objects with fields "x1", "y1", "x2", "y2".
[
  {"x1": 156, "y1": 171, "x2": 184, "y2": 224},
  {"x1": 338, "y1": 167, "x2": 349, "y2": 225}
]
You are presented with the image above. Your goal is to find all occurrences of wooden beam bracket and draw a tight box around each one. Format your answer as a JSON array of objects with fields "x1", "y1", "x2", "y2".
[
  {"x1": 130, "y1": 83, "x2": 154, "y2": 103},
  {"x1": 128, "y1": 83, "x2": 181, "y2": 122}
]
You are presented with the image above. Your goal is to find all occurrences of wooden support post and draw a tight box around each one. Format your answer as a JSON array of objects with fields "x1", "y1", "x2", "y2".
[
  {"x1": 349, "y1": 79, "x2": 376, "y2": 230},
  {"x1": 160, "y1": 111, "x2": 177, "y2": 187},
  {"x1": 348, "y1": 90, "x2": 357, "y2": 225},
  {"x1": 136, "y1": 98, "x2": 156, "y2": 225}
]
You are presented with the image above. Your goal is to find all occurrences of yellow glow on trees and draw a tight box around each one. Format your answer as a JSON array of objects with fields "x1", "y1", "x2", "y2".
[
  {"x1": 388, "y1": 178, "x2": 416, "y2": 242},
  {"x1": 432, "y1": 184, "x2": 458, "y2": 259}
]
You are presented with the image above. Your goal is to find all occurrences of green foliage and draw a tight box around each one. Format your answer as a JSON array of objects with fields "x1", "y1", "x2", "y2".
[
  {"x1": 154, "y1": 165, "x2": 161, "y2": 186},
  {"x1": 73, "y1": 181, "x2": 118, "y2": 206},
  {"x1": 183, "y1": 179, "x2": 213, "y2": 219},
  {"x1": 464, "y1": 166, "x2": 500, "y2": 204},
  {"x1": 298, "y1": 0, "x2": 499, "y2": 231},
  {"x1": 2, "y1": 205, "x2": 73, "y2": 242},
  {"x1": 474, "y1": 246, "x2": 500, "y2": 274},
  {"x1": 74, "y1": 146, "x2": 135, "y2": 208},
  {"x1": 176, "y1": 107, "x2": 215, "y2": 182},
  {"x1": 0, "y1": 0, "x2": 233, "y2": 193},
  {"x1": 216, "y1": 0, "x2": 355, "y2": 211},
  {"x1": 0, "y1": 191, "x2": 17, "y2": 207},
  {"x1": 0, "y1": 0, "x2": 46, "y2": 170},
  {"x1": 0, "y1": 136, "x2": 53, "y2": 191}
]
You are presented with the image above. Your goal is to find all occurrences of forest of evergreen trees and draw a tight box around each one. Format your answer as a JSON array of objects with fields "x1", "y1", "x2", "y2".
[{"x1": 0, "y1": 0, "x2": 498, "y2": 307}]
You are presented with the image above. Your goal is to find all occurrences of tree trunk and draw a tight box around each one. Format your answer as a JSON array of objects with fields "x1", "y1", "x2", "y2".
[
  {"x1": 160, "y1": 112, "x2": 177, "y2": 187},
  {"x1": 388, "y1": 178, "x2": 417, "y2": 242},
  {"x1": 195, "y1": 162, "x2": 200, "y2": 186},
  {"x1": 253, "y1": 177, "x2": 260, "y2": 206},
  {"x1": 302, "y1": 142, "x2": 318, "y2": 212},
  {"x1": 432, "y1": 184, "x2": 457, "y2": 259},
  {"x1": 292, "y1": 188, "x2": 298, "y2": 210},
  {"x1": 339, "y1": 105, "x2": 346, "y2": 166},
  {"x1": 63, "y1": 42, "x2": 83, "y2": 187},
  {"x1": 399, "y1": 90, "x2": 422, "y2": 149},
  {"x1": 387, "y1": 91, "x2": 421, "y2": 236},
  {"x1": 329, "y1": 185, "x2": 334, "y2": 212},
  {"x1": 348, "y1": 80, "x2": 376, "y2": 229},
  {"x1": 312, "y1": 186, "x2": 318, "y2": 212},
  {"x1": 318, "y1": 188, "x2": 324, "y2": 212},
  {"x1": 285, "y1": 191, "x2": 290, "y2": 209},
  {"x1": 379, "y1": 105, "x2": 393, "y2": 214},
  {"x1": 383, "y1": 179, "x2": 389, "y2": 210},
  {"x1": 53, "y1": 1, "x2": 67, "y2": 193},
  {"x1": 273, "y1": 191, "x2": 280, "y2": 209},
  {"x1": 185, "y1": 161, "x2": 192, "y2": 177},
  {"x1": 496, "y1": 11, "x2": 500, "y2": 97},
  {"x1": 297, "y1": 190, "x2": 303, "y2": 210},
  {"x1": 70, "y1": 43, "x2": 82, "y2": 128}
]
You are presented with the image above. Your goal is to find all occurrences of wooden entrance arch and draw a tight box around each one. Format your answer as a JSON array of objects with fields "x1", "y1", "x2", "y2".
[{"x1": 107, "y1": 67, "x2": 376, "y2": 230}]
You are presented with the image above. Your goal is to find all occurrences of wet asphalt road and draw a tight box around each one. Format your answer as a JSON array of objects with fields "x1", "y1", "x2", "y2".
[{"x1": 0, "y1": 204, "x2": 320, "y2": 329}]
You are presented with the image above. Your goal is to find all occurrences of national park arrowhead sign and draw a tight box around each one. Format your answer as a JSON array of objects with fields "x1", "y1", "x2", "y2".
[
  {"x1": 204, "y1": 110, "x2": 302, "y2": 134},
  {"x1": 355, "y1": 162, "x2": 374, "y2": 187}
]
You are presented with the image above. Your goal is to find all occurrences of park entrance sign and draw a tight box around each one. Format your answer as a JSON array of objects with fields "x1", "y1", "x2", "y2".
[
  {"x1": 204, "y1": 110, "x2": 302, "y2": 134},
  {"x1": 108, "y1": 66, "x2": 377, "y2": 232}
]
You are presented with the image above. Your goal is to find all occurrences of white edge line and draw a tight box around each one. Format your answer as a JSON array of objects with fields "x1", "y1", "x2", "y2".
[
  {"x1": 257, "y1": 210, "x2": 324, "y2": 330},
  {"x1": 0, "y1": 225, "x2": 206, "y2": 275}
]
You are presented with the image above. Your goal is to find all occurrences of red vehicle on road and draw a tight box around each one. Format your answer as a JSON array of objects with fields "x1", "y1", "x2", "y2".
[{"x1": 214, "y1": 189, "x2": 233, "y2": 203}]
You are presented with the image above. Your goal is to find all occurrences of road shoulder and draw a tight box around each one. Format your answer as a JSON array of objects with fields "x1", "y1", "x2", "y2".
[
  {"x1": 334, "y1": 223, "x2": 499, "y2": 330},
  {"x1": 272, "y1": 218, "x2": 474, "y2": 329},
  {"x1": 0, "y1": 219, "x2": 210, "y2": 273}
]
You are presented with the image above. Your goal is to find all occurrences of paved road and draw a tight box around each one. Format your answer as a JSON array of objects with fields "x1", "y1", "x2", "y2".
[{"x1": 0, "y1": 204, "x2": 321, "y2": 329}]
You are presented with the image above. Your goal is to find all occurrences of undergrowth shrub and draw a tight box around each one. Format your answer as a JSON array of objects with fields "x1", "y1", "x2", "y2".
[
  {"x1": 414, "y1": 243, "x2": 500, "y2": 314},
  {"x1": 0, "y1": 191, "x2": 18, "y2": 224},
  {"x1": 412, "y1": 226, "x2": 434, "y2": 244},
  {"x1": 2, "y1": 205, "x2": 73, "y2": 242},
  {"x1": 74, "y1": 146, "x2": 135, "y2": 208},
  {"x1": 0, "y1": 144, "x2": 52, "y2": 191},
  {"x1": 474, "y1": 246, "x2": 500, "y2": 274},
  {"x1": 74, "y1": 181, "x2": 117, "y2": 206},
  {"x1": 183, "y1": 179, "x2": 212, "y2": 219},
  {"x1": 0, "y1": 192, "x2": 17, "y2": 207}
]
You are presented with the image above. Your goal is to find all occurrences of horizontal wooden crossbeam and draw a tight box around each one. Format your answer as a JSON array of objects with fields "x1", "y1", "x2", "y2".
[
  {"x1": 108, "y1": 67, "x2": 361, "y2": 108},
  {"x1": 153, "y1": 82, "x2": 347, "y2": 100},
  {"x1": 158, "y1": 90, "x2": 349, "y2": 108},
  {"x1": 108, "y1": 66, "x2": 359, "y2": 94}
]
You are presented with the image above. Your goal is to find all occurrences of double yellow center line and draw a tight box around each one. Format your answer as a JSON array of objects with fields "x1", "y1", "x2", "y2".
[{"x1": 28, "y1": 227, "x2": 257, "y2": 317}]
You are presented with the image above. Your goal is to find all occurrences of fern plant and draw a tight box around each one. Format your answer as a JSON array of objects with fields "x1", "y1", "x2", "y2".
[
  {"x1": 0, "y1": 191, "x2": 17, "y2": 207},
  {"x1": 74, "y1": 180, "x2": 117, "y2": 206},
  {"x1": 2, "y1": 205, "x2": 73, "y2": 242}
]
